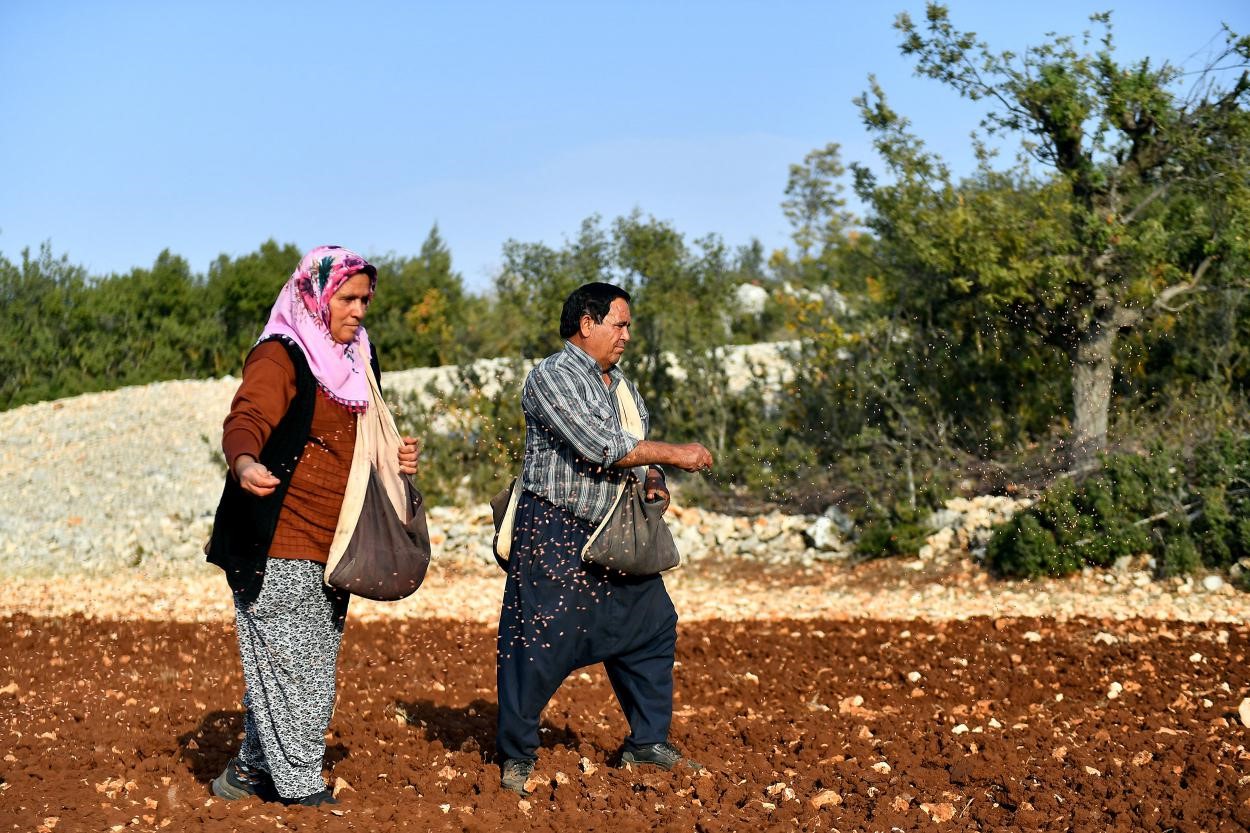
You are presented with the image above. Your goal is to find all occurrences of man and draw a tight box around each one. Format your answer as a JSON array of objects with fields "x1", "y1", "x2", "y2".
[{"x1": 496, "y1": 282, "x2": 715, "y2": 796}]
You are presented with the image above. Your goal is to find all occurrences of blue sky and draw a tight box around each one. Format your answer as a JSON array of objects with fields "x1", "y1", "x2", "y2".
[{"x1": 2, "y1": 1, "x2": 1245, "y2": 290}]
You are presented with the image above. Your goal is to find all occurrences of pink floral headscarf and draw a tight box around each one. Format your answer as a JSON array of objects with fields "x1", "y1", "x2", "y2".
[{"x1": 258, "y1": 245, "x2": 378, "y2": 412}]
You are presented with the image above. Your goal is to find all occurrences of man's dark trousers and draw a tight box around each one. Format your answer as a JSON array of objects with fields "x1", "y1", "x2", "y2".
[{"x1": 496, "y1": 490, "x2": 679, "y2": 763}]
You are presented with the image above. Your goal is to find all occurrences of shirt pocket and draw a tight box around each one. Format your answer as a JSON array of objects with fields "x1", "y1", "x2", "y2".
[{"x1": 590, "y1": 400, "x2": 617, "y2": 427}]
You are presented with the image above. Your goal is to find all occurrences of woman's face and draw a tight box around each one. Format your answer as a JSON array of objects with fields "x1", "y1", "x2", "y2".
[{"x1": 328, "y1": 272, "x2": 373, "y2": 344}]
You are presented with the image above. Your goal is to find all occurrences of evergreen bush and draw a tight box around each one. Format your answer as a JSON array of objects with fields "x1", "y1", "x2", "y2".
[
  {"x1": 855, "y1": 514, "x2": 930, "y2": 559},
  {"x1": 988, "y1": 434, "x2": 1250, "y2": 579}
]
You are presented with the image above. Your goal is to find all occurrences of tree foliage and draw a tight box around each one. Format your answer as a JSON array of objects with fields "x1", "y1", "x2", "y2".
[
  {"x1": 369, "y1": 226, "x2": 479, "y2": 368},
  {"x1": 0, "y1": 232, "x2": 476, "y2": 410},
  {"x1": 857, "y1": 5, "x2": 1250, "y2": 468},
  {"x1": 203, "y1": 240, "x2": 302, "y2": 374},
  {"x1": 0, "y1": 245, "x2": 89, "y2": 408}
]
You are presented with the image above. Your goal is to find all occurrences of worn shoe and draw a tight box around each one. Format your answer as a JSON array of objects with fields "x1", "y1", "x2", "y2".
[
  {"x1": 619, "y1": 742, "x2": 703, "y2": 772},
  {"x1": 280, "y1": 787, "x2": 338, "y2": 807},
  {"x1": 500, "y1": 758, "x2": 535, "y2": 796},
  {"x1": 210, "y1": 758, "x2": 276, "y2": 801}
]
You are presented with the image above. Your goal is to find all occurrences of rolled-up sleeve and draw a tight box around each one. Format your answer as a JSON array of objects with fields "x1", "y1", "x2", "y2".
[{"x1": 523, "y1": 367, "x2": 638, "y2": 466}]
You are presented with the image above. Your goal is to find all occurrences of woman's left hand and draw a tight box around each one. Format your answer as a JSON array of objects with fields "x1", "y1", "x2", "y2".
[{"x1": 398, "y1": 435, "x2": 421, "y2": 476}]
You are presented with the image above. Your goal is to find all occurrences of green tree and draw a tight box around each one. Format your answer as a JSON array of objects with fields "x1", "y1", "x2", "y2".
[
  {"x1": 489, "y1": 217, "x2": 615, "y2": 358},
  {"x1": 782, "y1": 142, "x2": 856, "y2": 264},
  {"x1": 203, "y1": 240, "x2": 301, "y2": 373},
  {"x1": 859, "y1": 5, "x2": 1250, "y2": 469},
  {"x1": 471, "y1": 211, "x2": 791, "y2": 490},
  {"x1": 369, "y1": 226, "x2": 472, "y2": 368},
  {"x1": 0, "y1": 244, "x2": 88, "y2": 409},
  {"x1": 612, "y1": 212, "x2": 737, "y2": 454},
  {"x1": 76, "y1": 251, "x2": 213, "y2": 384}
]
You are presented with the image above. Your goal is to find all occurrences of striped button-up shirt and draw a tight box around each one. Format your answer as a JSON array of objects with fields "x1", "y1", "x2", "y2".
[{"x1": 520, "y1": 341, "x2": 650, "y2": 525}]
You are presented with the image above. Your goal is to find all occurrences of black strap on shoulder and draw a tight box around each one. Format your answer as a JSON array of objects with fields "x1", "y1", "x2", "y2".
[{"x1": 370, "y1": 343, "x2": 382, "y2": 394}]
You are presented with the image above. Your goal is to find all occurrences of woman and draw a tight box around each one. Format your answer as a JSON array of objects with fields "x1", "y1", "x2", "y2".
[{"x1": 205, "y1": 245, "x2": 419, "y2": 806}]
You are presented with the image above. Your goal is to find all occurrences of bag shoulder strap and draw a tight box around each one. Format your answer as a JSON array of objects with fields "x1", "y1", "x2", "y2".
[
  {"x1": 493, "y1": 479, "x2": 522, "y2": 563},
  {"x1": 581, "y1": 379, "x2": 646, "y2": 556},
  {"x1": 615, "y1": 380, "x2": 644, "y2": 439}
]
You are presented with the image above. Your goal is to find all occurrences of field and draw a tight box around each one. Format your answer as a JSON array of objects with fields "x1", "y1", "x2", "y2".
[{"x1": 2, "y1": 558, "x2": 1247, "y2": 832}]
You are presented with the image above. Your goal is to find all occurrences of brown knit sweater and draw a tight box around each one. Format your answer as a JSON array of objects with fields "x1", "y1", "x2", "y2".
[{"x1": 221, "y1": 340, "x2": 357, "y2": 564}]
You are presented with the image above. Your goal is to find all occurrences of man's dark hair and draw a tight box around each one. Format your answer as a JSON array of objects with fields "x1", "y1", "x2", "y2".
[{"x1": 559, "y1": 282, "x2": 631, "y2": 339}]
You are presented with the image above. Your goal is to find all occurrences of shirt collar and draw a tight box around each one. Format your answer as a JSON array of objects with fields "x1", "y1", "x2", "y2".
[{"x1": 563, "y1": 340, "x2": 623, "y2": 384}]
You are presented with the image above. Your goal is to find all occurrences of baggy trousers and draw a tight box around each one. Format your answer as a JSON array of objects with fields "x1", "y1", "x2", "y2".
[
  {"x1": 496, "y1": 490, "x2": 679, "y2": 763},
  {"x1": 232, "y1": 557, "x2": 349, "y2": 799}
]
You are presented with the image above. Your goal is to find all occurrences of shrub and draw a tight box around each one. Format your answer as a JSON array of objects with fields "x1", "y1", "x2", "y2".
[
  {"x1": 988, "y1": 434, "x2": 1250, "y2": 579},
  {"x1": 856, "y1": 518, "x2": 929, "y2": 559},
  {"x1": 985, "y1": 513, "x2": 1078, "y2": 579},
  {"x1": 855, "y1": 504, "x2": 930, "y2": 559},
  {"x1": 1156, "y1": 534, "x2": 1202, "y2": 578},
  {"x1": 392, "y1": 362, "x2": 527, "y2": 506}
]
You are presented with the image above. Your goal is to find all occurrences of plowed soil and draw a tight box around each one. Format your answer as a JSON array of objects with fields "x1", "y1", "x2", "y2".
[{"x1": 2, "y1": 612, "x2": 1247, "y2": 832}]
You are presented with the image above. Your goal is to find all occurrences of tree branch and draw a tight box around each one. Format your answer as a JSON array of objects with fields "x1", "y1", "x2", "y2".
[
  {"x1": 1121, "y1": 182, "x2": 1170, "y2": 225},
  {"x1": 1153, "y1": 255, "x2": 1216, "y2": 313}
]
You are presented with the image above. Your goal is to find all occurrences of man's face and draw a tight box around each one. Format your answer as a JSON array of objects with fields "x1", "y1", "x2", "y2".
[{"x1": 583, "y1": 297, "x2": 632, "y2": 370}]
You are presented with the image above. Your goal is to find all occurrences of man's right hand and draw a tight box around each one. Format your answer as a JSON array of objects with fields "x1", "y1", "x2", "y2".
[
  {"x1": 673, "y1": 443, "x2": 714, "y2": 473},
  {"x1": 235, "y1": 456, "x2": 280, "y2": 497}
]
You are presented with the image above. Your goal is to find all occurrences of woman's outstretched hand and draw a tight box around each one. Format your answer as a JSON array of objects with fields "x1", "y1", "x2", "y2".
[
  {"x1": 234, "y1": 455, "x2": 280, "y2": 497},
  {"x1": 398, "y1": 436, "x2": 421, "y2": 476}
]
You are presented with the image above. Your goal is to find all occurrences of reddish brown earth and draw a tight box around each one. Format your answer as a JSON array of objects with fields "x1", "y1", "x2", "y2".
[{"x1": 2, "y1": 613, "x2": 1247, "y2": 832}]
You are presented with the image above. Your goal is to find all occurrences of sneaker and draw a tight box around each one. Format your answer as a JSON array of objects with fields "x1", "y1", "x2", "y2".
[
  {"x1": 210, "y1": 758, "x2": 276, "y2": 801},
  {"x1": 280, "y1": 787, "x2": 338, "y2": 807},
  {"x1": 500, "y1": 758, "x2": 535, "y2": 796},
  {"x1": 619, "y1": 742, "x2": 703, "y2": 772}
]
